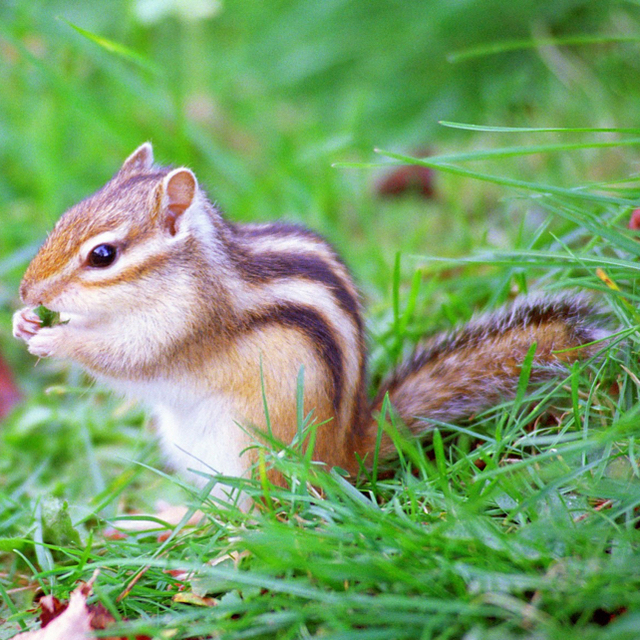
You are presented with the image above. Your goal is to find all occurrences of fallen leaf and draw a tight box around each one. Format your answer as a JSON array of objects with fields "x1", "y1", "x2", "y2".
[
  {"x1": 102, "y1": 527, "x2": 129, "y2": 541},
  {"x1": 37, "y1": 595, "x2": 66, "y2": 627},
  {"x1": 376, "y1": 151, "x2": 435, "y2": 199},
  {"x1": 15, "y1": 587, "x2": 92, "y2": 639},
  {"x1": 172, "y1": 592, "x2": 217, "y2": 607},
  {"x1": 17, "y1": 575, "x2": 152, "y2": 640},
  {"x1": 0, "y1": 352, "x2": 21, "y2": 419}
]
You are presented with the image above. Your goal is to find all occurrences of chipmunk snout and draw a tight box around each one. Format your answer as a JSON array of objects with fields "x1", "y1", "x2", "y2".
[
  {"x1": 19, "y1": 278, "x2": 36, "y2": 306},
  {"x1": 19, "y1": 276, "x2": 48, "y2": 308}
]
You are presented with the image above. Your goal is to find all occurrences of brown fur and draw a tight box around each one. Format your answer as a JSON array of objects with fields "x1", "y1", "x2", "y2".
[
  {"x1": 366, "y1": 295, "x2": 610, "y2": 460},
  {"x1": 16, "y1": 144, "x2": 612, "y2": 487}
]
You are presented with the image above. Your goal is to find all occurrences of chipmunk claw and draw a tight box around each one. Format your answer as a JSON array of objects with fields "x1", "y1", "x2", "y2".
[{"x1": 12, "y1": 307, "x2": 42, "y2": 341}]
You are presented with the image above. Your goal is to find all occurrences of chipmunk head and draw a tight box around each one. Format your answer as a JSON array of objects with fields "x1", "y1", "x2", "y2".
[{"x1": 20, "y1": 143, "x2": 221, "y2": 317}]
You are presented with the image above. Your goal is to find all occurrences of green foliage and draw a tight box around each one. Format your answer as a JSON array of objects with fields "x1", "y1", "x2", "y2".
[
  {"x1": 34, "y1": 305, "x2": 63, "y2": 328},
  {"x1": 2, "y1": 0, "x2": 640, "y2": 638}
]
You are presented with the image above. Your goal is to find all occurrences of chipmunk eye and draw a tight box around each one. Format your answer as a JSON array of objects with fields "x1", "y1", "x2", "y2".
[{"x1": 87, "y1": 243, "x2": 118, "y2": 268}]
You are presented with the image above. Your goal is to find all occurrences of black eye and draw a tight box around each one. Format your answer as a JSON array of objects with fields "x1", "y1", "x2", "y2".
[{"x1": 87, "y1": 243, "x2": 118, "y2": 268}]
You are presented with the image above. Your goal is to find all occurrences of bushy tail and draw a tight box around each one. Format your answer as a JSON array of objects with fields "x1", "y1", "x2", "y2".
[{"x1": 361, "y1": 294, "x2": 613, "y2": 461}]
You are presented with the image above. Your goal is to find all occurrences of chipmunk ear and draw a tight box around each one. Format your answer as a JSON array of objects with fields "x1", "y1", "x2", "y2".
[
  {"x1": 119, "y1": 142, "x2": 154, "y2": 177},
  {"x1": 161, "y1": 168, "x2": 197, "y2": 237}
]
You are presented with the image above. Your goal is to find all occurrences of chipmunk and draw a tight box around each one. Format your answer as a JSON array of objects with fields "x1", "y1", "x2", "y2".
[{"x1": 12, "y1": 143, "x2": 611, "y2": 497}]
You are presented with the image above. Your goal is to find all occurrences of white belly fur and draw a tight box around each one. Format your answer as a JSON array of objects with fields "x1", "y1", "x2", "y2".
[{"x1": 106, "y1": 377, "x2": 252, "y2": 503}]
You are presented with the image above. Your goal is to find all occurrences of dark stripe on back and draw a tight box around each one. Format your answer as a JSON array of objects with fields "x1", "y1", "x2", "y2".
[
  {"x1": 236, "y1": 250, "x2": 362, "y2": 331},
  {"x1": 247, "y1": 304, "x2": 344, "y2": 413}
]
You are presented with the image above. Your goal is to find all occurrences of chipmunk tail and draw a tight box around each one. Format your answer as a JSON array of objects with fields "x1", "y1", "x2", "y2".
[{"x1": 359, "y1": 293, "x2": 614, "y2": 461}]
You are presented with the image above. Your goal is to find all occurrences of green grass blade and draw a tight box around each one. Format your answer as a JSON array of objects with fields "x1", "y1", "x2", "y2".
[
  {"x1": 411, "y1": 250, "x2": 640, "y2": 275},
  {"x1": 394, "y1": 139, "x2": 640, "y2": 165},
  {"x1": 448, "y1": 34, "x2": 640, "y2": 63},
  {"x1": 392, "y1": 251, "x2": 401, "y2": 335},
  {"x1": 439, "y1": 121, "x2": 640, "y2": 134},
  {"x1": 59, "y1": 18, "x2": 160, "y2": 75}
]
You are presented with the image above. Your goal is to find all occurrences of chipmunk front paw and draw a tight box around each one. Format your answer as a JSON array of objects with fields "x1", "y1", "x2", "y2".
[
  {"x1": 26, "y1": 327, "x2": 65, "y2": 358},
  {"x1": 12, "y1": 307, "x2": 64, "y2": 358},
  {"x1": 12, "y1": 307, "x2": 42, "y2": 341}
]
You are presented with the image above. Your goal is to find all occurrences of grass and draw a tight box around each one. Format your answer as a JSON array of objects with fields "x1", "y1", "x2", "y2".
[{"x1": 2, "y1": 0, "x2": 640, "y2": 638}]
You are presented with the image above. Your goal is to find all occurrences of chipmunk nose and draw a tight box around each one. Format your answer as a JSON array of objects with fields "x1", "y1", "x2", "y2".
[{"x1": 19, "y1": 277, "x2": 42, "y2": 307}]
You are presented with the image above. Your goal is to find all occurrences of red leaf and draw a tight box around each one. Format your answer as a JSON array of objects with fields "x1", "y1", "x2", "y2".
[
  {"x1": 628, "y1": 209, "x2": 640, "y2": 230},
  {"x1": 37, "y1": 595, "x2": 66, "y2": 627},
  {"x1": 0, "y1": 352, "x2": 21, "y2": 419}
]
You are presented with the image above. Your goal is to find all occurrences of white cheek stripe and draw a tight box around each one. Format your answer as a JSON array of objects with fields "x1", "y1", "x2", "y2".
[{"x1": 79, "y1": 235, "x2": 171, "y2": 283}]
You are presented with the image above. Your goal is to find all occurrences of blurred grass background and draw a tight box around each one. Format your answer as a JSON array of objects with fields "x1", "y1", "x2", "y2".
[{"x1": 2, "y1": 0, "x2": 640, "y2": 637}]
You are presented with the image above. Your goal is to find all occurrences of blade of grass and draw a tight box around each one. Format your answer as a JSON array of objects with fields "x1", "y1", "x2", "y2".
[
  {"x1": 448, "y1": 34, "x2": 640, "y2": 63},
  {"x1": 512, "y1": 342, "x2": 537, "y2": 411},
  {"x1": 399, "y1": 267, "x2": 423, "y2": 335},
  {"x1": 59, "y1": 18, "x2": 160, "y2": 75},
  {"x1": 410, "y1": 250, "x2": 640, "y2": 275},
  {"x1": 392, "y1": 251, "x2": 401, "y2": 337},
  {"x1": 439, "y1": 121, "x2": 640, "y2": 134},
  {"x1": 0, "y1": 581, "x2": 25, "y2": 630},
  {"x1": 378, "y1": 139, "x2": 640, "y2": 165}
]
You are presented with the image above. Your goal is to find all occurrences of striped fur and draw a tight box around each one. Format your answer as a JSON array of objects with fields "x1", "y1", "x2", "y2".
[
  {"x1": 14, "y1": 143, "x2": 612, "y2": 491},
  {"x1": 369, "y1": 294, "x2": 611, "y2": 459}
]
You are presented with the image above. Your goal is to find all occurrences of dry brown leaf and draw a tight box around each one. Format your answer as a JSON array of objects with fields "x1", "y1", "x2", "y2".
[
  {"x1": 16, "y1": 576, "x2": 152, "y2": 640},
  {"x1": 15, "y1": 587, "x2": 92, "y2": 640},
  {"x1": 37, "y1": 595, "x2": 66, "y2": 627},
  {"x1": 172, "y1": 591, "x2": 217, "y2": 607}
]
